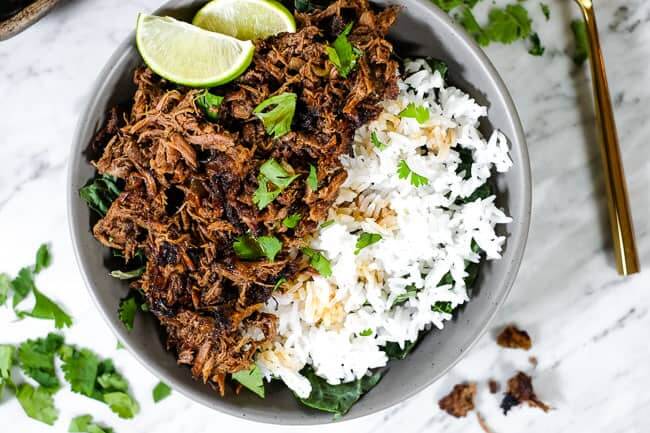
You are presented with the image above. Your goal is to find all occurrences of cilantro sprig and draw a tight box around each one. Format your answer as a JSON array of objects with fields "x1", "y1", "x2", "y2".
[
  {"x1": 399, "y1": 103, "x2": 430, "y2": 124},
  {"x1": 233, "y1": 233, "x2": 282, "y2": 262},
  {"x1": 253, "y1": 159, "x2": 300, "y2": 210},
  {"x1": 326, "y1": 22, "x2": 362, "y2": 78},
  {"x1": 195, "y1": 90, "x2": 224, "y2": 121},
  {"x1": 282, "y1": 213, "x2": 302, "y2": 229},
  {"x1": 153, "y1": 381, "x2": 172, "y2": 403},
  {"x1": 354, "y1": 232, "x2": 382, "y2": 255},
  {"x1": 302, "y1": 248, "x2": 332, "y2": 277},
  {"x1": 232, "y1": 364, "x2": 265, "y2": 398}
]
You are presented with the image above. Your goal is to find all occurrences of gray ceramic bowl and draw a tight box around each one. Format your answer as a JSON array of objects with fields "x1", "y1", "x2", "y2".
[{"x1": 67, "y1": 0, "x2": 531, "y2": 425}]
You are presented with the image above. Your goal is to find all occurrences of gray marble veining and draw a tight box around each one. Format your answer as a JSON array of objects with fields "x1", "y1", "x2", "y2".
[{"x1": 0, "y1": 0, "x2": 648, "y2": 432}]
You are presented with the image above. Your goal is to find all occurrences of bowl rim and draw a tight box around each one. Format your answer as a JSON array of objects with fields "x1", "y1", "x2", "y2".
[{"x1": 67, "y1": 0, "x2": 531, "y2": 424}]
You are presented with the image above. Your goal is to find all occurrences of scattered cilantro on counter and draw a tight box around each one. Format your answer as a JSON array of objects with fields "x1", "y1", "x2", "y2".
[
  {"x1": 18, "y1": 334, "x2": 64, "y2": 391},
  {"x1": 152, "y1": 381, "x2": 172, "y2": 403},
  {"x1": 571, "y1": 19, "x2": 590, "y2": 65},
  {"x1": 69, "y1": 414, "x2": 114, "y2": 433},
  {"x1": 16, "y1": 383, "x2": 59, "y2": 425}
]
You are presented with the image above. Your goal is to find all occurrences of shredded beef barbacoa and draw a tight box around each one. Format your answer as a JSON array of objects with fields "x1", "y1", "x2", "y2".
[{"x1": 88, "y1": 0, "x2": 399, "y2": 395}]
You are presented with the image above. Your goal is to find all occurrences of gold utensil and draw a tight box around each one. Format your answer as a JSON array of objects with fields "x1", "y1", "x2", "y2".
[{"x1": 574, "y1": 0, "x2": 640, "y2": 275}]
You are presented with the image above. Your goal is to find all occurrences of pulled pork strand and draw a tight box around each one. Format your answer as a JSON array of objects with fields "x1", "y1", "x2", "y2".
[{"x1": 89, "y1": 0, "x2": 399, "y2": 396}]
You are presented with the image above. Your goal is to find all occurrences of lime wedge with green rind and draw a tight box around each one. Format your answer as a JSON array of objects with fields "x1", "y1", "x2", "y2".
[
  {"x1": 193, "y1": 0, "x2": 296, "y2": 41},
  {"x1": 135, "y1": 14, "x2": 254, "y2": 88}
]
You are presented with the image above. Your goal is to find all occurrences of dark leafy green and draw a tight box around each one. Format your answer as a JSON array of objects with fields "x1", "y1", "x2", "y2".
[
  {"x1": 11, "y1": 267, "x2": 35, "y2": 308},
  {"x1": 382, "y1": 338, "x2": 419, "y2": 360},
  {"x1": 79, "y1": 174, "x2": 121, "y2": 216},
  {"x1": 17, "y1": 334, "x2": 64, "y2": 391},
  {"x1": 425, "y1": 57, "x2": 449, "y2": 80},
  {"x1": 232, "y1": 364, "x2": 265, "y2": 398},
  {"x1": 540, "y1": 2, "x2": 550, "y2": 20},
  {"x1": 432, "y1": 301, "x2": 454, "y2": 314},
  {"x1": 528, "y1": 32, "x2": 545, "y2": 56},
  {"x1": 118, "y1": 296, "x2": 138, "y2": 332},
  {"x1": 456, "y1": 182, "x2": 492, "y2": 204},
  {"x1": 296, "y1": 367, "x2": 383, "y2": 416},
  {"x1": 34, "y1": 244, "x2": 52, "y2": 274}
]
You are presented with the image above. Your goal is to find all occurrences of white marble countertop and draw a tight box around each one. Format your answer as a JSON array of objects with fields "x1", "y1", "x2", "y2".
[{"x1": 1, "y1": 0, "x2": 648, "y2": 432}]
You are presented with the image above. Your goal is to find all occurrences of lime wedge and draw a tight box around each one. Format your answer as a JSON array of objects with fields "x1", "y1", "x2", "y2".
[
  {"x1": 136, "y1": 14, "x2": 254, "y2": 88},
  {"x1": 193, "y1": 0, "x2": 296, "y2": 41}
]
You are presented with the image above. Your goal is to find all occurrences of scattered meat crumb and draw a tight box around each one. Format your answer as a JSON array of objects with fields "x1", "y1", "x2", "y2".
[
  {"x1": 476, "y1": 412, "x2": 494, "y2": 433},
  {"x1": 500, "y1": 371, "x2": 551, "y2": 415},
  {"x1": 496, "y1": 325, "x2": 532, "y2": 350},
  {"x1": 529, "y1": 356, "x2": 538, "y2": 367},
  {"x1": 438, "y1": 383, "x2": 477, "y2": 417},
  {"x1": 488, "y1": 379, "x2": 500, "y2": 394}
]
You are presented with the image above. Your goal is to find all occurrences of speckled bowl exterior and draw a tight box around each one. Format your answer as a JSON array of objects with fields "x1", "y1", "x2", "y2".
[{"x1": 68, "y1": 0, "x2": 531, "y2": 424}]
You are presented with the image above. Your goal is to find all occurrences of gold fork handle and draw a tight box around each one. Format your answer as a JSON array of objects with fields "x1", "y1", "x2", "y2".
[{"x1": 577, "y1": 1, "x2": 640, "y2": 275}]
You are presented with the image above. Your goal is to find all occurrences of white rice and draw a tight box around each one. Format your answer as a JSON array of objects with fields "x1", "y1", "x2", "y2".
[{"x1": 256, "y1": 59, "x2": 513, "y2": 398}]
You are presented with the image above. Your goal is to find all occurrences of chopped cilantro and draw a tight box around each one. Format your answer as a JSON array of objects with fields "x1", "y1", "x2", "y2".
[
  {"x1": 399, "y1": 103, "x2": 430, "y2": 123},
  {"x1": 232, "y1": 364, "x2": 265, "y2": 398},
  {"x1": 17, "y1": 287, "x2": 72, "y2": 329},
  {"x1": 540, "y1": 2, "x2": 550, "y2": 20},
  {"x1": 382, "y1": 338, "x2": 419, "y2": 360},
  {"x1": 307, "y1": 164, "x2": 318, "y2": 191},
  {"x1": 0, "y1": 273, "x2": 10, "y2": 306},
  {"x1": 282, "y1": 213, "x2": 302, "y2": 229},
  {"x1": 320, "y1": 220, "x2": 335, "y2": 229},
  {"x1": 459, "y1": 7, "x2": 490, "y2": 46},
  {"x1": 253, "y1": 93, "x2": 297, "y2": 138},
  {"x1": 432, "y1": 301, "x2": 454, "y2": 314},
  {"x1": 233, "y1": 234, "x2": 282, "y2": 261},
  {"x1": 392, "y1": 285, "x2": 418, "y2": 306},
  {"x1": 195, "y1": 90, "x2": 224, "y2": 121},
  {"x1": 430, "y1": 0, "x2": 479, "y2": 13},
  {"x1": 0, "y1": 344, "x2": 14, "y2": 397},
  {"x1": 302, "y1": 248, "x2": 332, "y2": 277},
  {"x1": 103, "y1": 392, "x2": 139, "y2": 419},
  {"x1": 60, "y1": 346, "x2": 100, "y2": 397},
  {"x1": 16, "y1": 383, "x2": 58, "y2": 425},
  {"x1": 11, "y1": 267, "x2": 35, "y2": 308},
  {"x1": 34, "y1": 244, "x2": 52, "y2": 274},
  {"x1": 260, "y1": 159, "x2": 300, "y2": 189},
  {"x1": 425, "y1": 57, "x2": 449, "y2": 80},
  {"x1": 152, "y1": 381, "x2": 172, "y2": 403},
  {"x1": 252, "y1": 175, "x2": 282, "y2": 210},
  {"x1": 326, "y1": 22, "x2": 362, "y2": 78},
  {"x1": 571, "y1": 19, "x2": 589, "y2": 66},
  {"x1": 69, "y1": 414, "x2": 114, "y2": 433},
  {"x1": 528, "y1": 32, "x2": 545, "y2": 56},
  {"x1": 484, "y1": 4, "x2": 532, "y2": 44},
  {"x1": 359, "y1": 328, "x2": 373, "y2": 337},
  {"x1": 97, "y1": 373, "x2": 128, "y2": 392},
  {"x1": 354, "y1": 232, "x2": 382, "y2": 255},
  {"x1": 17, "y1": 334, "x2": 63, "y2": 391},
  {"x1": 109, "y1": 267, "x2": 144, "y2": 280},
  {"x1": 118, "y1": 296, "x2": 138, "y2": 332},
  {"x1": 456, "y1": 182, "x2": 492, "y2": 204},
  {"x1": 370, "y1": 131, "x2": 388, "y2": 150},
  {"x1": 397, "y1": 160, "x2": 429, "y2": 187}
]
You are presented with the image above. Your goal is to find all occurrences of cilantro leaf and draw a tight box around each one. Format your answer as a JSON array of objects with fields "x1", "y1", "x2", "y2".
[
  {"x1": 153, "y1": 381, "x2": 172, "y2": 403},
  {"x1": 459, "y1": 7, "x2": 490, "y2": 46},
  {"x1": 382, "y1": 338, "x2": 419, "y2": 360},
  {"x1": 296, "y1": 366, "x2": 383, "y2": 416},
  {"x1": 60, "y1": 346, "x2": 100, "y2": 397},
  {"x1": 302, "y1": 248, "x2": 332, "y2": 277},
  {"x1": 540, "y1": 2, "x2": 550, "y2": 20},
  {"x1": 252, "y1": 175, "x2": 282, "y2": 210},
  {"x1": 79, "y1": 174, "x2": 122, "y2": 216},
  {"x1": 97, "y1": 372, "x2": 128, "y2": 392},
  {"x1": 282, "y1": 213, "x2": 302, "y2": 229},
  {"x1": 432, "y1": 301, "x2": 454, "y2": 314},
  {"x1": 528, "y1": 33, "x2": 545, "y2": 56},
  {"x1": 484, "y1": 4, "x2": 532, "y2": 44},
  {"x1": 320, "y1": 220, "x2": 335, "y2": 229},
  {"x1": 0, "y1": 345, "x2": 15, "y2": 398},
  {"x1": 253, "y1": 93, "x2": 297, "y2": 138},
  {"x1": 370, "y1": 131, "x2": 388, "y2": 150},
  {"x1": 354, "y1": 232, "x2": 382, "y2": 255},
  {"x1": 456, "y1": 182, "x2": 492, "y2": 204},
  {"x1": 326, "y1": 22, "x2": 362, "y2": 78},
  {"x1": 0, "y1": 273, "x2": 10, "y2": 306},
  {"x1": 425, "y1": 57, "x2": 449, "y2": 80},
  {"x1": 16, "y1": 383, "x2": 58, "y2": 425},
  {"x1": 259, "y1": 159, "x2": 300, "y2": 189},
  {"x1": 273, "y1": 277, "x2": 287, "y2": 292},
  {"x1": 232, "y1": 364, "x2": 265, "y2": 398},
  {"x1": 397, "y1": 160, "x2": 429, "y2": 187},
  {"x1": 17, "y1": 287, "x2": 72, "y2": 329},
  {"x1": 233, "y1": 234, "x2": 282, "y2": 261},
  {"x1": 392, "y1": 285, "x2": 418, "y2": 306},
  {"x1": 118, "y1": 296, "x2": 138, "y2": 332},
  {"x1": 110, "y1": 266, "x2": 144, "y2": 280},
  {"x1": 399, "y1": 103, "x2": 430, "y2": 123},
  {"x1": 103, "y1": 391, "x2": 139, "y2": 419},
  {"x1": 11, "y1": 267, "x2": 35, "y2": 308},
  {"x1": 195, "y1": 90, "x2": 224, "y2": 121},
  {"x1": 307, "y1": 164, "x2": 318, "y2": 191},
  {"x1": 69, "y1": 414, "x2": 114, "y2": 433},
  {"x1": 359, "y1": 328, "x2": 373, "y2": 337},
  {"x1": 571, "y1": 19, "x2": 589, "y2": 66},
  {"x1": 17, "y1": 334, "x2": 63, "y2": 391},
  {"x1": 34, "y1": 244, "x2": 52, "y2": 274}
]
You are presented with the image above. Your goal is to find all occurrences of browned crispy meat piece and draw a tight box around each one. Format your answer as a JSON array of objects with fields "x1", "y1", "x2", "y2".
[
  {"x1": 88, "y1": 0, "x2": 399, "y2": 395},
  {"x1": 488, "y1": 379, "x2": 500, "y2": 394},
  {"x1": 500, "y1": 372, "x2": 551, "y2": 415},
  {"x1": 496, "y1": 325, "x2": 532, "y2": 350},
  {"x1": 438, "y1": 383, "x2": 477, "y2": 418}
]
